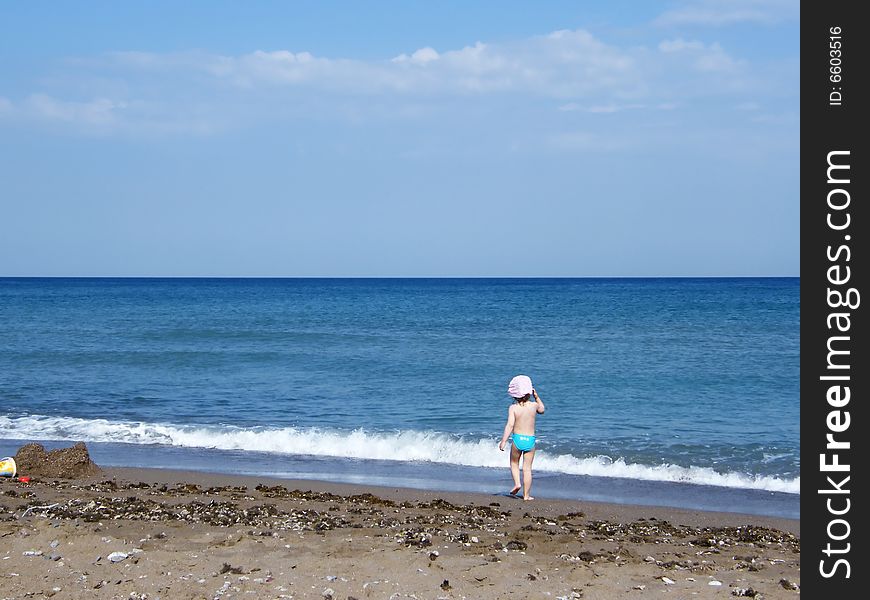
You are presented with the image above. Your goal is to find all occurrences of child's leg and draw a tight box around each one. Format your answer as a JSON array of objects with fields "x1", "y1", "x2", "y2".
[
  {"x1": 509, "y1": 444, "x2": 522, "y2": 495},
  {"x1": 521, "y1": 449, "x2": 536, "y2": 500}
]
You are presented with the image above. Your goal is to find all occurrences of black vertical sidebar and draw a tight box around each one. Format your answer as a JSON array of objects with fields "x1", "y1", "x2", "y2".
[{"x1": 801, "y1": 1, "x2": 867, "y2": 596}]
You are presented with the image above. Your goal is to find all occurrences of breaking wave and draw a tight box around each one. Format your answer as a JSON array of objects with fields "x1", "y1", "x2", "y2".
[{"x1": 0, "y1": 415, "x2": 799, "y2": 494}]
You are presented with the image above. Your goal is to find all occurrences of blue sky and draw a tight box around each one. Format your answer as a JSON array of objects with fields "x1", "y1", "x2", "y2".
[{"x1": 0, "y1": 1, "x2": 799, "y2": 276}]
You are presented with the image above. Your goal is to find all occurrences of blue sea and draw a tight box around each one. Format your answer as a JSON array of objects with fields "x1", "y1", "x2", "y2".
[{"x1": 0, "y1": 278, "x2": 799, "y2": 518}]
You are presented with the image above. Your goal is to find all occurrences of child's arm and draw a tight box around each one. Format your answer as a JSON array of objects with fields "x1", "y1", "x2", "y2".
[
  {"x1": 533, "y1": 389, "x2": 545, "y2": 414},
  {"x1": 498, "y1": 406, "x2": 515, "y2": 451}
]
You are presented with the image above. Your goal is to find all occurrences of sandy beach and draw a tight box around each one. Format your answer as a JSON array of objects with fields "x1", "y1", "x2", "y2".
[{"x1": 1, "y1": 466, "x2": 799, "y2": 600}]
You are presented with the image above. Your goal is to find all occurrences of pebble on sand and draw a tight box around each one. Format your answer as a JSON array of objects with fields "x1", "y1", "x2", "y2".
[{"x1": 779, "y1": 578, "x2": 799, "y2": 590}]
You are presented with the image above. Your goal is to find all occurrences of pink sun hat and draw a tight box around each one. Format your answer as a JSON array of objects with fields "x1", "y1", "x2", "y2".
[{"x1": 507, "y1": 375, "x2": 533, "y2": 398}]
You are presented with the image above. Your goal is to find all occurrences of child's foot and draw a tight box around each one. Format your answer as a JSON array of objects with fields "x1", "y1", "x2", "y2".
[
  {"x1": 509, "y1": 485, "x2": 521, "y2": 496},
  {"x1": 523, "y1": 496, "x2": 535, "y2": 501}
]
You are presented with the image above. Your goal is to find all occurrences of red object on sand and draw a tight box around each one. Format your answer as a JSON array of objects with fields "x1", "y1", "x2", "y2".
[{"x1": 17, "y1": 476, "x2": 31, "y2": 483}]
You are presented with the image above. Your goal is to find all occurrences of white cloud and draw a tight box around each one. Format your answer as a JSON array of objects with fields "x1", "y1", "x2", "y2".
[
  {"x1": 558, "y1": 102, "x2": 646, "y2": 113},
  {"x1": 392, "y1": 46, "x2": 440, "y2": 65},
  {"x1": 0, "y1": 94, "x2": 217, "y2": 136},
  {"x1": 547, "y1": 130, "x2": 628, "y2": 152},
  {"x1": 206, "y1": 50, "x2": 327, "y2": 87},
  {"x1": 658, "y1": 39, "x2": 740, "y2": 72},
  {"x1": 658, "y1": 39, "x2": 705, "y2": 53},
  {"x1": 548, "y1": 131, "x2": 599, "y2": 149},
  {"x1": 591, "y1": 104, "x2": 646, "y2": 113},
  {"x1": 750, "y1": 111, "x2": 797, "y2": 125},
  {"x1": 105, "y1": 50, "x2": 167, "y2": 69},
  {"x1": 106, "y1": 29, "x2": 641, "y2": 99},
  {"x1": 2, "y1": 26, "x2": 781, "y2": 138},
  {"x1": 655, "y1": 0, "x2": 798, "y2": 27},
  {"x1": 25, "y1": 94, "x2": 123, "y2": 126},
  {"x1": 694, "y1": 43, "x2": 740, "y2": 72}
]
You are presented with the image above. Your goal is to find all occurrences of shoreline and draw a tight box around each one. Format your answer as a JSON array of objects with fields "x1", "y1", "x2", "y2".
[
  {"x1": 102, "y1": 466, "x2": 800, "y2": 535},
  {"x1": 0, "y1": 438, "x2": 801, "y2": 520},
  {"x1": 1, "y1": 465, "x2": 800, "y2": 599}
]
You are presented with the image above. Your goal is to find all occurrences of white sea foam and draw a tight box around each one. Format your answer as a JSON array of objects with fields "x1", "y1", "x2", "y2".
[{"x1": 0, "y1": 415, "x2": 799, "y2": 494}]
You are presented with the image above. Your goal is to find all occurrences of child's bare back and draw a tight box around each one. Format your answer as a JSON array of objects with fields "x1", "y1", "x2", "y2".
[{"x1": 509, "y1": 400, "x2": 539, "y2": 436}]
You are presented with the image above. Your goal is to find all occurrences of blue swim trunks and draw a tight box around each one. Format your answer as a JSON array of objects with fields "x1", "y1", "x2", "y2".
[{"x1": 511, "y1": 434, "x2": 536, "y2": 452}]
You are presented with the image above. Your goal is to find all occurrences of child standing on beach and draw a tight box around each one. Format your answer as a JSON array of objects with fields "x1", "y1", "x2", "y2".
[{"x1": 499, "y1": 375, "x2": 545, "y2": 500}]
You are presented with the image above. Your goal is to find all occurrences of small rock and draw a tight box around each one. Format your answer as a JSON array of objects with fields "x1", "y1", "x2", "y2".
[
  {"x1": 107, "y1": 551, "x2": 128, "y2": 563},
  {"x1": 321, "y1": 588, "x2": 334, "y2": 599},
  {"x1": 633, "y1": 585, "x2": 646, "y2": 590},
  {"x1": 709, "y1": 580, "x2": 722, "y2": 586},
  {"x1": 471, "y1": 536, "x2": 479, "y2": 543},
  {"x1": 644, "y1": 555, "x2": 656, "y2": 563},
  {"x1": 22, "y1": 550, "x2": 43, "y2": 557},
  {"x1": 325, "y1": 575, "x2": 337, "y2": 581},
  {"x1": 659, "y1": 576, "x2": 675, "y2": 585},
  {"x1": 440, "y1": 579, "x2": 451, "y2": 591},
  {"x1": 779, "y1": 579, "x2": 799, "y2": 590},
  {"x1": 219, "y1": 563, "x2": 243, "y2": 575},
  {"x1": 429, "y1": 551, "x2": 439, "y2": 561},
  {"x1": 50, "y1": 540, "x2": 60, "y2": 548}
]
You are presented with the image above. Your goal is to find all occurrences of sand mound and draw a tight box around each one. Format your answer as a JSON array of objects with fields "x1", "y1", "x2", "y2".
[{"x1": 14, "y1": 442, "x2": 101, "y2": 479}]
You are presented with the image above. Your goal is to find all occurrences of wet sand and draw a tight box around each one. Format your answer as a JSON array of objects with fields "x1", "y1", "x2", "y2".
[{"x1": 1, "y1": 467, "x2": 800, "y2": 599}]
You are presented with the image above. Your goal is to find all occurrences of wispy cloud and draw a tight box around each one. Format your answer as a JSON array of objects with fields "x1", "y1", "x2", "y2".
[
  {"x1": 547, "y1": 130, "x2": 629, "y2": 152},
  {"x1": 26, "y1": 94, "x2": 123, "y2": 126},
  {"x1": 558, "y1": 102, "x2": 647, "y2": 113},
  {"x1": 655, "y1": 0, "x2": 798, "y2": 27},
  {"x1": 658, "y1": 39, "x2": 706, "y2": 53},
  {"x1": 1, "y1": 93, "x2": 216, "y2": 135},
  {"x1": 391, "y1": 46, "x2": 440, "y2": 65},
  {"x1": 0, "y1": 27, "x2": 772, "y2": 138},
  {"x1": 658, "y1": 39, "x2": 740, "y2": 72},
  {"x1": 142, "y1": 29, "x2": 643, "y2": 99}
]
